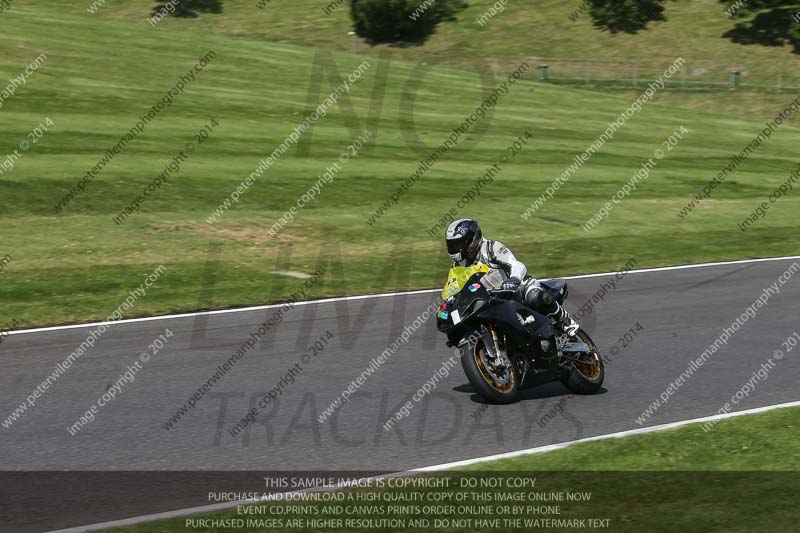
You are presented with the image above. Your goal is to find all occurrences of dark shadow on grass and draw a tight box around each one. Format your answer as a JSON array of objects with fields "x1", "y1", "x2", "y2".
[
  {"x1": 152, "y1": 0, "x2": 223, "y2": 19},
  {"x1": 589, "y1": 0, "x2": 669, "y2": 35},
  {"x1": 722, "y1": 6, "x2": 800, "y2": 54},
  {"x1": 350, "y1": 0, "x2": 468, "y2": 47}
]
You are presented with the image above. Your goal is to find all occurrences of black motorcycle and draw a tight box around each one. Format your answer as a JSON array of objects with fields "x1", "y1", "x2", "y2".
[{"x1": 436, "y1": 264, "x2": 604, "y2": 404}]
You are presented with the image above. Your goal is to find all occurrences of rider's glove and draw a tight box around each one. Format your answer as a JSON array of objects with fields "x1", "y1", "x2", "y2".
[{"x1": 501, "y1": 277, "x2": 521, "y2": 291}]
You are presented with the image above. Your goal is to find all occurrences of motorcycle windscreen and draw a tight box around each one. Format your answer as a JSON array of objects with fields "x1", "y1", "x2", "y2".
[{"x1": 442, "y1": 263, "x2": 489, "y2": 299}]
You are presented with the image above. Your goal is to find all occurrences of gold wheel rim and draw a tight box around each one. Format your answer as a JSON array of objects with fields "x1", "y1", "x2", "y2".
[
  {"x1": 474, "y1": 341, "x2": 515, "y2": 393},
  {"x1": 572, "y1": 331, "x2": 602, "y2": 381}
]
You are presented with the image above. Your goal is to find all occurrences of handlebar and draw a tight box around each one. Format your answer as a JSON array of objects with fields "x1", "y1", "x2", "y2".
[{"x1": 489, "y1": 288, "x2": 517, "y2": 300}]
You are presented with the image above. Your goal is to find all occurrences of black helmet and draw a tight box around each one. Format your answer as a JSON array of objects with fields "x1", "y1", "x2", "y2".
[{"x1": 445, "y1": 218, "x2": 482, "y2": 262}]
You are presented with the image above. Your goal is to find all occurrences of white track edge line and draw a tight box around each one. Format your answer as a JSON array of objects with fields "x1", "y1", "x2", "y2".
[
  {"x1": 47, "y1": 399, "x2": 800, "y2": 533},
  {"x1": 413, "y1": 399, "x2": 800, "y2": 471},
  {"x1": 13, "y1": 255, "x2": 800, "y2": 337}
]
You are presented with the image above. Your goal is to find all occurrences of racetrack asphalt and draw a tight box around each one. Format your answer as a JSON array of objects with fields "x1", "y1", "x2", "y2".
[{"x1": 2, "y1": 257, "x2": 799, "y2": 532}]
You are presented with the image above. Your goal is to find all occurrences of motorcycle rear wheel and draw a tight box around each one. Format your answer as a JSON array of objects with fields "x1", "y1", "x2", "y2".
[
  {"x1": 460, "y1": 334, "x2": 520, "y2": 404},
  {"x1": 560, "y1": 329, "x2": 604, "y2": 394}
]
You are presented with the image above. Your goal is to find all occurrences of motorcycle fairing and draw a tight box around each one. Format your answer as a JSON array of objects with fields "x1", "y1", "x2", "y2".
[{"x1": 442, "y1": 264, "x2": 489, "y2": 299}]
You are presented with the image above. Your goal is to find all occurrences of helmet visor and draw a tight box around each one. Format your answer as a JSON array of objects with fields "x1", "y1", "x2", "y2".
[{"x1": 446, "y1": 235, "x2": 468, "y2": 258}]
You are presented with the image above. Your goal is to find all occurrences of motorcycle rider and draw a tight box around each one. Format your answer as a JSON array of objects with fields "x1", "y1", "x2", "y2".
[{"x1": 444, "y1": 218, "x2": 580, "y2": 336}]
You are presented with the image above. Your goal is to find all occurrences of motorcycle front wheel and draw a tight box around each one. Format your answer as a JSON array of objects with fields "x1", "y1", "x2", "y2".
[{"x1": 460, "y1": 333, "x2": 520, "y2": 404}]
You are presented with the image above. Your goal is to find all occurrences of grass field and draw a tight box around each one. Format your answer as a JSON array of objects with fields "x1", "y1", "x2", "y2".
[
  {"x1": 108, "y1": 406, "x2": 800, "y2": 532},
  {"x1": 1, "y1": 2, "x2": 800, "y2": 327},
  {"x1": 46, "y1": 0, "x2": 800, "y2": 85}
]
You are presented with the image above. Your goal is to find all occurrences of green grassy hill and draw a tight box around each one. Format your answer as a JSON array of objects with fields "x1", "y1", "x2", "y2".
[
  {"x1": 15, "y1": 1, "x2": 800, "y2": 121},
  {"x1": 29, "y1": 0, "x2": 800, "y2": 85},
  {"x1": 1, "y1": 2, "x2": 799, "y2": 326}
]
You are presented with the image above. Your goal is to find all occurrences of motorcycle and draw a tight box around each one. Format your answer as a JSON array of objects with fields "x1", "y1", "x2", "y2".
[{"x1": 436, "y1": 264, "x2": 604, "y2": 404}]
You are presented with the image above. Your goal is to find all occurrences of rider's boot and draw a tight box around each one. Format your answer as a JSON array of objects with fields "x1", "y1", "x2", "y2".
[{"x1": 550, "y1": 304, "x2": 580, "y2": 337}]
